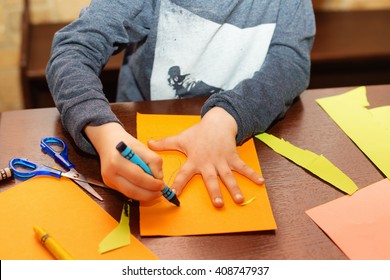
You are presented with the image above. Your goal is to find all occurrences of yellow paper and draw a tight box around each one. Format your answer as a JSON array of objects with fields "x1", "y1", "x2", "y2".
[
  {"x1": 137, "y1": 113, "x2": 276, "y2": 236},
  {"x1": 316, "y1": 86, "x2": 390, "y2": 178},
  {"x1": 256, "y1": 132, "x2": 358, "y2": 195},
  {"x1": 98, "y1": 201, "x2": 131, "y2": 254},
  {"x1": 0, "y1": 177, "x2": 158, "y2": 260},
  {"x1": 370, "y1": 106, "x2": 390, "y2": 131}
]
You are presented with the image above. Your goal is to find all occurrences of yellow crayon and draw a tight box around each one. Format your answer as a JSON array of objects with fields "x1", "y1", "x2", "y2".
[{"x1": 33, "y1": 225, "x2": 74, "y2": 260}]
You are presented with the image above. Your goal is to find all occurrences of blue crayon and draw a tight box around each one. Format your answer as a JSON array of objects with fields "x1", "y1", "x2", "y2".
[{"x1": 116, "y1": 141, "x2": 180, "y2": 206}]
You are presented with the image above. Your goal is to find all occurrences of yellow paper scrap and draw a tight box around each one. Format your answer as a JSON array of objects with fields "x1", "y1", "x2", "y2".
[
  {"x1": 256, "y1": 132, "x2": 358, "y2": 195},
  {"x1": 240, "y1": 197, "x2": 256, "y2": 206},
  {"x1": 316, "y1": 86, "x2": 390, "y2": 178},
  {"x1": 98, "y1": 201, "x2": 131, "y2": 254}
]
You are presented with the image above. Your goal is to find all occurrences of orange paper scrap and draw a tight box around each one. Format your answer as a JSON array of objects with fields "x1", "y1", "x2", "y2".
[
  {"x1": 137, "y1": 113, "x2": 277, "y2": 236},
  {"x1": 0, "y1": 177, "x2": 158, "y2": 260},
  {"x1": 306, "y1": 179, "x2": 390, "y2": 260}
]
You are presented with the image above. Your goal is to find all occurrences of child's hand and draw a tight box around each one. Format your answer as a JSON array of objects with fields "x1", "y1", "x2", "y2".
[
  {"x1": 84, "y1": 122, "x2": 165, "y2": 201},
  {"x1": 148, "y1": 107, "x2": 264, "y2": 208}
]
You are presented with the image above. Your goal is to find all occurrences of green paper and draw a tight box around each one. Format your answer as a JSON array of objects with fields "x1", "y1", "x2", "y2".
[
  {"x1": 316, "y1": 86, "x2": 390, "y2": 179},
  {"x1": 256, "y1": 133, "x2": 358, "y2": 195},
  {"x1": 98, "y1": 202, "x2": 131, "y2": 254}
]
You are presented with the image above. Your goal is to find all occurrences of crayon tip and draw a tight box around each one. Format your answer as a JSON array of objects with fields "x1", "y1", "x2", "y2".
[{"x1": 170, "y1": 196, "x2": 180, "y2": 207}]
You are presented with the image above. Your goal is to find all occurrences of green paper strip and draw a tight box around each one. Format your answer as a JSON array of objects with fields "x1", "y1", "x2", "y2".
[
  {"x1": 316, "y1": 86, "x2": 390, "y2": 179},
  {"x1": 256, "y1": 133, "x2": 358, "y2": 195},
  {"x1": 98, "y1": 201, "x2": 131, "y2": 254}
]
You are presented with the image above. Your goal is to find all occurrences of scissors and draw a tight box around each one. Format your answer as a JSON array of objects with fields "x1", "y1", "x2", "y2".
[{"x1": 9, "y1": 137, "x2": 104, "y2": 201}]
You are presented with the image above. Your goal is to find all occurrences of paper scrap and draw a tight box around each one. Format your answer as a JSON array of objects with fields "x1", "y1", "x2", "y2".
[
  {"x1": 316, "y1": 86, "x2": 390, "y2": 178},
  {"x1": 98, "y1": 201, "x2": 131, "y2": 254},
  {"x1": 240, "y1": 197, "x2": 256, "y2": 206},
  {"x1": 137, "y1": 113, "x2": 277, "y2": 236},
  {"x1": 256, "y1": 132, "x2": 358, "y2": 195},
  {"x1": 306, "y1": 179, "x2": 390, "y2": 260}
]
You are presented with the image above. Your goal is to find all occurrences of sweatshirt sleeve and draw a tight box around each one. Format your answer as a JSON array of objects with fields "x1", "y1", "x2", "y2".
[
  {"x1": 46, "y1": 0, "x2": 153, "y2": 154},
  {"x1": 201, "y1": 0, "x2": 315, "y2": 145}
]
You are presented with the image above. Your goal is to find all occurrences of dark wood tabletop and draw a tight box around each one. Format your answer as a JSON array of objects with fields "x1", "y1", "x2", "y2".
[{"x1": 0, "y1": 85, "x2": 388, "y2": 259}]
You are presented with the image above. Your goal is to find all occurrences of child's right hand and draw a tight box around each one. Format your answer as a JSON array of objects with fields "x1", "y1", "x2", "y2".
[{"x1": 84, "y1": 122, "x2": 165, "y2": 201}]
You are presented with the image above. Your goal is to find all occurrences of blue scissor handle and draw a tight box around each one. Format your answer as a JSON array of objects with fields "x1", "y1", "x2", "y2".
[
  {"x1": 40, "y1": 137, "x2": 75, "y2": 170},
  {"x1": 9, "y1": 158, "x2": 62, "y2": 180}
]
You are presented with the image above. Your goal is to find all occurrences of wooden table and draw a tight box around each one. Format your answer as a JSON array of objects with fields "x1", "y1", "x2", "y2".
[{"x1": 0, "y1": 85, "x2": 388, "y2": 259}]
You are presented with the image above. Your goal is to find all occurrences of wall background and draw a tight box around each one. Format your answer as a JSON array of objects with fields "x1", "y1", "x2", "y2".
[{"x1": 1, "y1": 0, "x2": 390, "y2": 112}]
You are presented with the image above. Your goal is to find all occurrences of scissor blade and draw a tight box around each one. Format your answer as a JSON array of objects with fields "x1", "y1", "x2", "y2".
[
  {"x1": 73, "y1": 179, "x2": 104, "y2": 201},
  {"x1": 79, "y1": 176, "x2": 107, "y2": 188},
  {"x1": 62, "y1": 169, "x2": 106, "y2": 188},
  {"x1": 62, "y1": 169, "x2": 104, "y2": 201}
]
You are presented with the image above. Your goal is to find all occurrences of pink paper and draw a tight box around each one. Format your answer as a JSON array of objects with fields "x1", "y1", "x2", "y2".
[{"x1": 306, "y1": 179, "x2": 390, "y2": 260}]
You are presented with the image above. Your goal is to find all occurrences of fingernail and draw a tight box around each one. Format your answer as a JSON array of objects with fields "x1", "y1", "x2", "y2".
[
  {"x1": 235, "y1": 193, "x2": 244, "y2": 202},
  {"x1": 258, "y1": 176, "x2": 265, "y2": 184},
  {"x1": 214, "y1": 197, "x2": 224, "y2": 207}
]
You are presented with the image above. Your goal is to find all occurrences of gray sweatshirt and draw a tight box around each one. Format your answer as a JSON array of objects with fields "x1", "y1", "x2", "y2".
[{"x1": 46, "y1": 0, "x2": 315, "y2": 154}]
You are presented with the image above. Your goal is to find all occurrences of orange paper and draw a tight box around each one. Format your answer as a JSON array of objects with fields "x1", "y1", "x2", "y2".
[
  {"x1": 306, "y1": 179, "x2": 390, "y2": 260},
  {"x1": 137, "y1": 113, "x2": 276, "y2": 236},
  {"x1": 0, "y1": 177, "x2": 158, "y2": 260}
]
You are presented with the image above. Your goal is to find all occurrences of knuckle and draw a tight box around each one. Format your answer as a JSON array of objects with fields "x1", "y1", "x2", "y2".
[
  {"x1": 219, "y1": 169, "x2": 234, "y2": 179},
  {"x1": 153, "y1": 155, "x2": 163, "y2": 166},
  {"x1": 203, "y1": 172, "x2": 218, "y2": 181}
]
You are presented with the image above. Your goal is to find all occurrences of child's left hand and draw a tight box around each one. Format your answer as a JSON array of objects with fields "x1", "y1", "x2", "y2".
[{"x1": 148, "y1": 106, "x2": 264, "y2": 208}]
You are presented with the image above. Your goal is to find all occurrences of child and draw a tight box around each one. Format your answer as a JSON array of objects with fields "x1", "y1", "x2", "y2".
[{"x1": 47, "y1": 0, "x2": 315, "y2": 207}]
